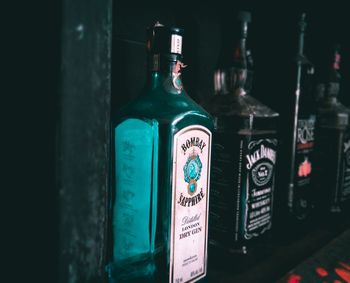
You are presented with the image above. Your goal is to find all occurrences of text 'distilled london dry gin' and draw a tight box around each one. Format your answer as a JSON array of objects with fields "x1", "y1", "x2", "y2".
[
  {"x1": 108, "y1": 23, "x2": 213, "y2": 283},
  {"x1": 203, "y1": 11, "x2": 279, "y2": 255}
]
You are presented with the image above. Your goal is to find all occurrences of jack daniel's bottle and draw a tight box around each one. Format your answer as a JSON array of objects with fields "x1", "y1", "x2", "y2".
[
  {"x1": 314, "y1": 45, "x2": 350, "y2": 216},
  {"x1": 108, "y1": 23, "x2": 213, "y2": 283},
  {"x1": 287, "y1": 14, "x2": 316, "y2": 222},
  {"x1": 203, "y1": 11, "x2": 279, "y2": 255}
]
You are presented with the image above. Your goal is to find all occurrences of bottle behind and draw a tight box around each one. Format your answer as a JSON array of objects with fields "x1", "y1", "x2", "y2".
[
  {"x1": 107, "y1": 23, "x2": 213, "y2": 283},
  {"x1": 274, "y1": 14, "x2": 317, "y2": 242},
  {"x1": 202, "y1": 11, "x2": 279, "y2": 267},
  {"x1": 313, "y1": 44, "x2": 350, "y2": 227}
]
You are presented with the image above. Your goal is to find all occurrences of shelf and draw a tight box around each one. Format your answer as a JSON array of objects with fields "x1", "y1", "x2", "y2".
[
  {"x1": 278, "y1": 229, "x2": 350, "y2": 282},
  {"x1": 207, "y1": 221, "x2": 350, "y2": 282}
]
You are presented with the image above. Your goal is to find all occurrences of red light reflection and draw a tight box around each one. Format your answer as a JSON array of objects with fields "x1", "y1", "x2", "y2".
[
  {"x1": 287, "y1": 273, "x2": 302, "y2": 283},
  {"x1": 335, "y1": 267, "x2": 350, "y2": 283},
  {"x1": 339, "y1": 262, "x2": 350, "y2": 271},
  {"x1": 316, "y1": 267, "x2": 329, "y2": 277}
]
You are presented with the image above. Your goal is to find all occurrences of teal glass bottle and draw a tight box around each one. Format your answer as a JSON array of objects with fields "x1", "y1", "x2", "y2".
[
  {"x1": 203, "y1": 11, "x2": 279, "y2": 256},
  {"x1": 107, "y1": 23, "x2": 213, "y2": 283}
]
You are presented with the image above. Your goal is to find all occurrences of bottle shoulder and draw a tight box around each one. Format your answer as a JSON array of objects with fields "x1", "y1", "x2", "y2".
[
  {"x1": 112, "y1": 88, "x2": 213, "y2": 131},
  {"x1": 201, "y1": 95, "x2": 278, "y2": 132},
  {"x1": 316, "y1": 100, "x2": 350, "y2": 128},
  {"x1": 317, "y1": 100, "x2": 350, "y2": 115},
  {"x1": 203, "y1": 93, "x2": 279, "y2": 118}
]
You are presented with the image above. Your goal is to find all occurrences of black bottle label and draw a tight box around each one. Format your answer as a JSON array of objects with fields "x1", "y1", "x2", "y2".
[
  {"x1": 295, "y1": 116, "x2": 315, "y2": 185},
  {"x1": 243, "y1": 137, "x2": 277, "y2": 240},
  {"x1": 209, "y1": 132, "x2": 277, "y2": 246}
]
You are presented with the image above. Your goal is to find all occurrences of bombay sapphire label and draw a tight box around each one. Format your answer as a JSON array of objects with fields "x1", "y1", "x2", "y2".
[
  {"x1": 242, "y1": 138, "x2": 277, "y2": 240},
  {"x1": 170, "y1": 125, "x2": 211, "y2": 283},
  {"x1": 183, "y1": 153, "x2": 202, "y2": 195}
]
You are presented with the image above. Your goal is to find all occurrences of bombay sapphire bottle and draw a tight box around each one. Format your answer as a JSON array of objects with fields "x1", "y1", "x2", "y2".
[
  {"x1": 286, "y1": 14, "x2": 316, "y2": 222},
  {"x1": 203, "y1": 11, "x2": 279, "y2": 255},
  {"x1": 107, "y1": 23, "x2": 213, "y2": 283},
  {"x1": 313, "y1": 45, "x2": 350, "y2": 217}
]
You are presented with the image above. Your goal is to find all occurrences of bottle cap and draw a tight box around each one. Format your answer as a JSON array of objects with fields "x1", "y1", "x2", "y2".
[
  {"x1": 238, "y1": 11, "x2": 252, "y2": 23},
  {"x1": 299, "y1": 13, "x2": 307, "y2": 33},
  {"x1": 327, "y1": 44, "x2": 341, "y2": 83},
  {"x1": 237, "y1": 11, "x2": 251, "y2": 39},
  {"x1": 320, "y1": 44, "x2": 341, "y2": 97},
  {"x1": 331, "y1": 44, "x2": 341, "y2": 71},
  {"x1": 147, "y1": 22, "x2": 184, "y2": 56}
]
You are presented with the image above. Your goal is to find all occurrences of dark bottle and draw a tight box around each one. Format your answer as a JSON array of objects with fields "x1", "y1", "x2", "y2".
[
  {"x1": 287, "y1": 14, "x2": 316, "y2": 222},
  {"x1": 203, "y1": 11, "x2": 279, "y2": 255},
  {"x1": 245, "y1": 49, "x2": 254, "y2": 94},
  {"x1": 313, "y1": 45, "x2": 350, "y2": 216},
  {"x1": 107, "y1": 23, "x2": 213, "y2": 283},
  {"x1": 315, "y1": 83, "x2": 325, "y2": 106}
]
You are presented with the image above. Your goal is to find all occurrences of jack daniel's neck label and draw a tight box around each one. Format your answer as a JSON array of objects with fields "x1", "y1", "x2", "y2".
[{"x1": 170, "y1": 125, "x2": 211, "y2": 283}]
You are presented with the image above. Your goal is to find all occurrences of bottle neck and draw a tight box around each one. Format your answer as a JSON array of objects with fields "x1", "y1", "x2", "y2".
[
  {"x1": 214, "y1": 38, "x2": 248, "y2": 96},
  {"x1": 147, "y1": 54, "x2": 184, "y2": 93},
  {"x1": 325, "y1": 82, "x2": 340, "y2": 100},
  {"x1": 317, "y1": 82, "x2": 339, "y2": 105},
  {"x1": 297, "y1": 14, "x2": 306, "y2": 57},
  {"x1": 297, "y1": 32, "x2": 304, "y2": 57},
  {"x1": 233, "y1": 38, "x2": 247, "y2": 68}
]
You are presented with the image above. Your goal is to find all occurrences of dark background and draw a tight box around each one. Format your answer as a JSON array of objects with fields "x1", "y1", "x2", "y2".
[
  {"x1": 112, "y1": 1, "x2": 350, "y2": 109},
  {"x1": 5, "y1": 0, "x2": 349, "y2": 283}
]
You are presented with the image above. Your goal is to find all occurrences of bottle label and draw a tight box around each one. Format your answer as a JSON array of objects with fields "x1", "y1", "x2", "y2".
[
  {"x1": 209, "y1": 132, "x2": 277, "y2": 245},
  {"x1": 341, "y1": 134, "x2": 350, "y2": 200},
  {"x1": 170, "y1": 125, "x2": 211, "y2": 283},
  {"x1": 171, "y1": 34, "x2": 182, "y2": 54},
  {"x1": 243, "y1": 137, "x2": 277, "y2": 240},
  {"x1": 292, "y1": 115, "x2": 316, "y2": 216}
]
